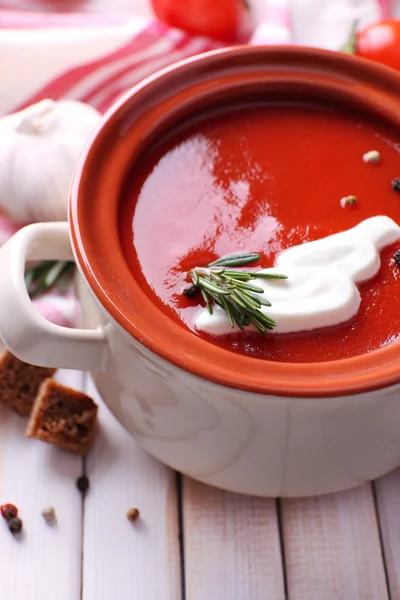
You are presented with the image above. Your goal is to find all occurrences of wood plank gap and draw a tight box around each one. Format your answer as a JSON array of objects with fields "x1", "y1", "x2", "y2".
[
  {"x1": 183, "y1": 478, "x2": 285, "y2": 599},
  {"x1": 276, "y1": 498, "x2": 289, "y2": 600},
  {"x1": 372, "y1": 481, "x2": 392, "y2": 600},
  {"x1": 79, "y1": 373, "x2": 90, "y2": 600},
  {"x1": 79, "y1": 455, "x2": 87, "y2": 600},
  {"x1": 282, "y1": 484, "x2": 389, "y2": 600},
  {"x1": 176, "y1": 473, "x2": 186, "y2": 600},
  {"x1": 0, "y1": 369, "x2": 85, "y2": 600},
  {"x1": 81, "y1": 376, "x2": 181, "y2": 600}
]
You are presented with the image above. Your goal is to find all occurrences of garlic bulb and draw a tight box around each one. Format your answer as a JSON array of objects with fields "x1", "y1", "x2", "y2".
[{"x1": 0, "y1": 99, "x2": 101, "y2": 223}]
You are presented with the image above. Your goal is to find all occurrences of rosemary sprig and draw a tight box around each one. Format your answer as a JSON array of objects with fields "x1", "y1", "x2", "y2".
[
  {"x1": 25, "y1": 261, "x2": 75, "y2": 299},
  {"x1": 184, "y1": 252, "x2": 287, "y2": 334},
  {"x1": 340, "y1": 20, "x2": 358, "y2": 54}
]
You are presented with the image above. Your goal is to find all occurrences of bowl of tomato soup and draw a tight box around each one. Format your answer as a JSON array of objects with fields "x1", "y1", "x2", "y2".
[{"x1": 2, "y1": 46, "x2": 400, "y2": 496}]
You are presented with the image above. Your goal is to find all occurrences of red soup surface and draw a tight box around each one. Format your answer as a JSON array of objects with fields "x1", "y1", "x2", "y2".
[{"x1": 119, "y1": 101, "x2": 400, "y2": 363}]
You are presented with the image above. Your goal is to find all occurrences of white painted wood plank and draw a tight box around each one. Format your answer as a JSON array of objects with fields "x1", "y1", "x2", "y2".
[
  {"x1": 0, "y1": 369, "x2": 84, "y2": 600},
  {"x1": 82, "y1": 376, "x2": 181, "y2": 600},
  {"x1": 183, "y1": 478, "x2": 285, "y2": 600},
  {"x1": 375, "y1": 469, "x2": 400, "y2": 599},
  {"x1": 282, "y1": 484, "x2": 388, "y2": 600}
]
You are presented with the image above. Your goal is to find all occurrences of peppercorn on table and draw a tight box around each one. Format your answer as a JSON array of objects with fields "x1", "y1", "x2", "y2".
[{"x1": 0, "y1": 368, "x2": 398, "y2": 600}]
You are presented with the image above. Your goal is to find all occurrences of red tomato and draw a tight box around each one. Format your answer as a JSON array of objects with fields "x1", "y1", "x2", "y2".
[
  {"x1": 356, "y1": 20, "x2": 400, "y2": 71},
  {"x1": 151, "y1": 0, "x2": 249, "y2": 42}
]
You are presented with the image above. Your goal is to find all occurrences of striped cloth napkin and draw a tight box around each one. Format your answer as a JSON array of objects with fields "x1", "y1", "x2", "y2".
[{"x1": 0, "y1": 0, "x2": 387, "y2": 329}]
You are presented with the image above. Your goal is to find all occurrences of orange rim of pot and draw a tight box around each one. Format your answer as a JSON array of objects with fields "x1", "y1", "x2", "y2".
[{"x1": 70, "y1": 45, "x2": 400, "y2": 398}]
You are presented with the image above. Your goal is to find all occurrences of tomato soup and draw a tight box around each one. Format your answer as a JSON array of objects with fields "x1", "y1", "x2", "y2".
[{"x1": 119, "y1": 101, "x2": 400, "y2": 363}]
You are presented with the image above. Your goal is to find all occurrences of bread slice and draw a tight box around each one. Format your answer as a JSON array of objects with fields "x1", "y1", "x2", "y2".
[
  {"x1": 0, "y1": 349, "x2": 56, "y2": 416},
  {"x1": 26, "y1": 379, "x2": 98, "y2": 454}
]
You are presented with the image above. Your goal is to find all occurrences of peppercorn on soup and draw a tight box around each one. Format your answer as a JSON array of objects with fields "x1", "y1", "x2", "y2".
[{"x1": 119, "y1": 100, "x2": 400, "y2": 363}]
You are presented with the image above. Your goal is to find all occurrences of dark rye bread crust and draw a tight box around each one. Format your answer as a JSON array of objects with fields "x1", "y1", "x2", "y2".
[
  {"x1": 26, "y1": 378, "x2": 98, "y2": 454},
  {"x1": 0, "y1": 349, "x2": 56, "y2": 416}
]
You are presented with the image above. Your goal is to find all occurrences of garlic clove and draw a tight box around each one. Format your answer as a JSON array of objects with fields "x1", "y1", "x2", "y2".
[
  {"x1": 16, "y1": 99, "x2": 58, "y2": 134},
  {"x1": 0, "y1": 99, "x2": 101, "y2": 224}
]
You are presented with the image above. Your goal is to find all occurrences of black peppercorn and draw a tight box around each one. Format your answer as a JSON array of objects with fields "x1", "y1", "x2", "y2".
[
  {"x1": 8, "y1": 517, "x2": 22, "y2": 534},
  {"x1": 395, "y1": 250, "x2": 400, "y2": 267},
  {"x1": 76, "y1": 475, "x2": 90, "y2": 494},
  {"x1": 391, "y1": 178, "x2": 400, "y2": 192},
  {"x1": 183, "y1": 284, "x2": 200, "y2": 299}
]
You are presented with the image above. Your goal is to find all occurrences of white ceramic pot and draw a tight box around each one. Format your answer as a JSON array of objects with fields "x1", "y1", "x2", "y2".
[{"x1": 1, "y1": 47, "x2": 400, "y2": 497}]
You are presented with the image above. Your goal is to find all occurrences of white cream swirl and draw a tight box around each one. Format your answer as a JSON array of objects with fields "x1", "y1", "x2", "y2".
[{"x1": 195, "y1": 216, "x2": 400, "y2": 336}]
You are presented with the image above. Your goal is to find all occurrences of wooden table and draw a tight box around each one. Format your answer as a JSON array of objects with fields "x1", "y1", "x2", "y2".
[{"x1": 0, "y1": 368, "x2": 399, "y2": 600}]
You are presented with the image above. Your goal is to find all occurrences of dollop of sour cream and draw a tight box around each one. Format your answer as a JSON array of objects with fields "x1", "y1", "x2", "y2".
[{"x1": 195, "y1": 216, "x2": 400, "y2": 336}]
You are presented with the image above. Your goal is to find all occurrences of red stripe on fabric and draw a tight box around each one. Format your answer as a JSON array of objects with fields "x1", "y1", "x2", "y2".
[
  {"x1": 80, "y1": 32, "x2": 192, "y2": 105},
  {"x1": 13, "y1": 21, "x2": 171, "y2": 112},
  {"x1": 378, "y1": 0, "x2": 392, "y2": 17},
  {"x1": 94, "y1": 43, "x2": 219, "y2": 113}
]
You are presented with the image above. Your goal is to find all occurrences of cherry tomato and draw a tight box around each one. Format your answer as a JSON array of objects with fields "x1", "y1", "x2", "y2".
[
  {"x1": 151, "y1": 0, "x2": 249, "y2": 42},
  {"x1": 356, "y1": 20, "x2": 400, "y2": 71}
]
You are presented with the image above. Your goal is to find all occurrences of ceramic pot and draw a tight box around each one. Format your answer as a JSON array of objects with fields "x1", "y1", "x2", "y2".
[{"x1": 1, "y1": 46, "x2": 400, "y2": 497}]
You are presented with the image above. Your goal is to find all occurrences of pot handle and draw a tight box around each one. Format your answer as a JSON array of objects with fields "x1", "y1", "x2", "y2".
[{"x1": 0, "y1": 222, "x2": 109, "y2": 371}]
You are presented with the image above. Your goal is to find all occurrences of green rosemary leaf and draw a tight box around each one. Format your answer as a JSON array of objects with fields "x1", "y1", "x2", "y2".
[
  {"x1": 207, "y1": 290, "x2": 224, "y2": 308},
  {"x1": 54, "y1": 263, "x2": 74, "y2": 293},
  {"x1": 208, "y1": 253, "x2": 261, "y2": 268},
  {"x1": 215, "y1": 275, "x2": 240, "y2": 289},
  {"x1": 26, "y1": 260, "x2": 74, "y2": 299},
  {"x1": 229, "y1": 290, "x2": 250, "y2": 310},
  {"x1": 236, "y1": 316, "x2": 246, "y2": 331},
  {"x1": 233, "y1": 280, "x2": 265, "y2": 294},
  {"x1": 44, "y1": 261, "x2": 70, "y2": 288},
  {"x1": 24, "y1": 269, "x2": 35, "y2": 291},
  {"x1": 251, "y1": 272, "x2": 288, "y2": 280},
  {"x1": 198, "y1": 277, "x2": 231, "y2": 295},
  {"x1": 248, "y1": 308, "x2": 277, "y2": 327},
  {"x1": 247, "y1": 292, "x2": 272, "y2": 307},
  {"x1": 240, "y1": 290, "x2": 262, "y2": 309},
  {"x1": 340, "y1": 19, "x2": 358, "y2": 54},
  {"x1": 191, "y1": 270, "x2": 200, "y2": 285},
  {"x1": 209, "y1": 273, "x2": 229, "y2": 286},
  {"x1": 186, "y1": 253, "x2": 287, "y2": 333},
  {"x1": 232, "y1": 290, "x2": 266, "y2": 313},
  {"x1": 258, "y1": 318, "x2": 276, "y2": 330},
  {"x1": 225, "y1": 297, "x2": 247, "y2": 330},
  {"x1": 36, "y1": 260, "x2": 56, "y2": 273},
  {"x1": 225, "y1": 296, "x2": 246, "y2": 317},
  {"x1": 219, "y1": 295, "x2": 235, "y2": 328},
  {"x1": 235, "y1": 290, "x2": 262, "y2": 311},
  {"x1": 200, "y1": 288, "x2": 213, "y2": 315},
  {"x1": 26, "y1": 260, "x2": 54, "y2": 284},
  {"x1": 248, "y1": 313, "x2": 267, "y2": 335},
  {"x1": 248, "y1": 309, "x2": 276, "y2": 331},
  {"x1": 230, "y1": 307, "x2": 246, "y2": 330},
  {"x1": 222, "y1": 271, "x2": 252, "y2": 280}
]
